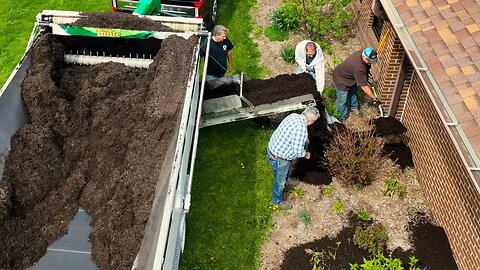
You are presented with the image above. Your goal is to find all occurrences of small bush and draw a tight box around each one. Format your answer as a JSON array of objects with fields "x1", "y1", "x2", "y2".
[
  {"x1": 271, "y1": 3, "x2": 298, "y2": 31},
  {"x1": 332, "y1": 201, "x2": 344, "y2": 214},
  {"x1": 350, "y1": 253, "x2": 423, "y2": 270},
  {"x1": 299, "y1": 208, "x2": 311, "y2": 227},
  {"x1": 325, "y1": 128, "x2": 385, "y2": 187},
  {"x1": 280, "y1": 47, "x2": 295, "y2": 64},
  {"x1": 353, "y1": 223, "x2": 388, "y2": 254},
  {"x1": 357, "y1": 210, "x2": 371, "y2": 221},
  {"x1": 384, "y1": 177, "x2": 407, "y2": 198},
  {"x1": 325, "y1": 103, "x2": 341, "y2": 120},
  {"x1": 323, "y1": 86, "x2": 337, "y2": 99},
  {"x1": 322, "y1": 185, "x2": 335, "y2": 197},
  {"x1": 264, "y1": 25, "x2": 289, "y2": 41}
]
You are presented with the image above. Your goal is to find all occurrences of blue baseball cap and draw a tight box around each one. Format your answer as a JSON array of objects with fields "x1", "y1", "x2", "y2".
[{"x1": 362, "y1": 47, "x2": 378, "y2": 64}]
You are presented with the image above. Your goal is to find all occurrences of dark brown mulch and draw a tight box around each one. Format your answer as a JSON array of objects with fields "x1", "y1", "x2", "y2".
[
  {"x1": 372, "y1": 116, "x2": 407, "y2": 136},
  {"x1": 72, "y1": 12, "x2": 177, "y2": 32},
  {"x1": 382, "y1": 143, "x2": 415, "y2": 171},
  {"x1": 281, "y1": 212, "x2": 458, "y2": 270},
  {"x1": 0, "y1": 28, "x2": 198, "y2": 270},
  {"x1": 204, "y1": 73, "x2": 320, "y2": 106}
]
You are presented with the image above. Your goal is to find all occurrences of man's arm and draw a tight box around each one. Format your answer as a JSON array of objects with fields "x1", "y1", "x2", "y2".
[
  {"x1": 360, "y1": 85, "x2": 376, "y2": 100},
  {"x1": 294, "y1": 42, "x2": 305, "y2": 72},
  {"x1": 227, "y1": 50, "x2": 233, "y2": 72}
]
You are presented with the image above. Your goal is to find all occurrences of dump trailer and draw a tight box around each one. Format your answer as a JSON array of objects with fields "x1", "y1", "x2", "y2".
[{"x1": 0, "y1": 10, "x2": 317, "y2": 270}]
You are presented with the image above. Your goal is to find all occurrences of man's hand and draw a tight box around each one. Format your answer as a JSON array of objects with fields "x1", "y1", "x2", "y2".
[
  {"x1": 305, "y1": 152, "x2": 311, "y2": 160},
  {"x1": 228, "y1": 63, "x2": 233, "y2": 72},
  {"x1": 372, "y1": 98, "x2": 381, "y2": 107}
]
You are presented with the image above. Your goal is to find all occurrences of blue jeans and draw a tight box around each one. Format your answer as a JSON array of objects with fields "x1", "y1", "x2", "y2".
[
  {"x1": 267, "y1": 149, "x2": 292, "y2": 204},
  {"x1": 336, "y1": 85, "x2": 359, "y2": 120}
]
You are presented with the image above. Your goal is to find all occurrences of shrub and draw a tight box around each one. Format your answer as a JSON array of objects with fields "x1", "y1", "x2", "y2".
[
  {"x1": 332, "y1": 201, "x2": 344, "y2": 214},
  {"x1": 384, "y1": 177, "x2": 407, "y2": 198},
  {"x1": 325, "y1": 103, "x2": 341, "y2": 120},
  {"x1": 322, "y1": 185, "x2": 334, "y2": 197},
  {"x1": 271, "y1": 3, "x2": 298, "y2": 31},
  {"x1": 353, "y1": 223, "x2": 388, "y2": 254},
  {"x1": 281, "y1": 0, "x2": 354, "y2": 43},
  {"x1": 325, "y1": 128, "x2": 385, "y2": 187},
  {"x1": 299, "y1": 208, "x2": 311, "y2": 228},
  {"x1": 349, "y1": 253, "x2": 423, "y2": 270},
  {"x1": 264, "y1": 25, "x2": 289, "y2": 41},
  {"x1": 280, "y1": 47, "x2": 296, "y2": 64},
  {"x1": 323, "y1": 86, "x2": 337, "y2": 99},
  {"x1": 357, "y1": 210, "x2": 371, "y2": 221}
]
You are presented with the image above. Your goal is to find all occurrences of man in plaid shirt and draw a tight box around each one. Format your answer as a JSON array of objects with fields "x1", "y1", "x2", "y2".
[{"x1": 267, "y1": 106, "x2": 320, "y2": 210}]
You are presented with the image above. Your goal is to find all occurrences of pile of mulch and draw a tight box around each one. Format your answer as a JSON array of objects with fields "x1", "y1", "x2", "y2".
[
  {"x1": 204, "y1": 73, "x2": 319, "y2": 106},
  {"x1": 281, "y1": 212, "x2": 458, "y2": 270},
  {"x1": 0, "y1": 13, "x2": 198, "y2": 270},
  {"x1": 382, "y1": 143, "x2": 414, "y2": 171},
  {"x1": 372, "y1": 116, "x2": 407, "y2": 136}
]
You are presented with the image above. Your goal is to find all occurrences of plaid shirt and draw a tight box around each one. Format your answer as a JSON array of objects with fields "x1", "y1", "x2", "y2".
[{"x1": 268, "y1": 113, "x2": 308, "y2": 160}]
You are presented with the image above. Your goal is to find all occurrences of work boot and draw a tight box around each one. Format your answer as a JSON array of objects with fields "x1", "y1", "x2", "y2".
[
  {"x1": 277, "y1": 201, "x2": 292, "y2": 210},
  {"x1": 351, "y1": 108, "x2": 363, "y2": 117}
]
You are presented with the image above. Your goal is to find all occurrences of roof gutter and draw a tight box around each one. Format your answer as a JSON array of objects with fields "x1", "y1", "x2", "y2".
[{"x1": 380, "y1": 0, "x2": 480, "y2": 187}]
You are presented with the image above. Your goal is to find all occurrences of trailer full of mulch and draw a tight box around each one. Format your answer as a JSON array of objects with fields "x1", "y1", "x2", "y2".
[{"x1": 0, "y1": 13, "x2": 199, "y2": 270}]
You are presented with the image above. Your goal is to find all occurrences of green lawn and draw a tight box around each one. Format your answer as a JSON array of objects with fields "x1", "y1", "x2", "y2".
[{"x1": 1, "y1": 1, "x2": 275, "y2": 269}]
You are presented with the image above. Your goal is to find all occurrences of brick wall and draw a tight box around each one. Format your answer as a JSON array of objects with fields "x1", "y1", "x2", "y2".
[
  {"x1": 353, "y1": 1, "x2": 480, "y2": 269},
  {"x1": 403, "y1": 73, "x2": 480, "y2": 269}
]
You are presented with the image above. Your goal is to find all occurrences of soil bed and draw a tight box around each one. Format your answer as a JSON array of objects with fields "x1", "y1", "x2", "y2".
[{"x1": 0, "y1": 13, "x2": 198, "y2": 270}]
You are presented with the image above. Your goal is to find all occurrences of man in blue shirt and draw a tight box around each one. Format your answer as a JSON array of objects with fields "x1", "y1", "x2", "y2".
[
  {"x1": 267, "y1": 106, "x2": 320, "y2": 210},
  {"x1": 200, "y1": 25, "x2": 234, "y2": 81}
]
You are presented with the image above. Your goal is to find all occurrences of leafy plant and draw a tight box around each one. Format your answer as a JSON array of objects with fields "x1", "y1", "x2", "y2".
[
  {"x1": 332, "y1": 201, "x2": 344, "y2": 214},
  {"x1": 325, "y1": 51, "x2": 341, "y2": 74},
  {"x1": 299, "y1": 208, "x2": 312, "y2": 228},
  {"x1": 353, "y1": 223, "x2": 388, "y2": 254},
  {"x1": 322, "y1": 185, "x2": 335, "y2": 197},
  {"x1": 264, "y1": 25, "x2": 289, "y2": 41},
  {"x1": 325, "y1": 103, "x2": 341, "y2": 120},
  {"x1": 305, "y1": 241, "x2": 341, "y2": 270},
  {"x1": 322, "y1": 86, "x2": 337, "y2": 99},
  {"x1": 357, "y1": 210, "x2": 371, "y2": 221},
  {"x1": 289, "y1": 186, "x2": 305, "y2": 198},
  {"x1": 271, "y1": 3, "x2": 298, "y2": 31},
  {"x1": 280, "y1": 0, "x2": 354, "y2": 45},
  {"x1": 325, "y1": 128, "x2": 386, "y2": 187},
  {"x1": 384, "y1": 177, "x2": 407, "y2": 198},
  {"x1": 280, "y1": 47, "x2": 296, "y2": 64},
  {"x1": 349, "y1": 253, "x2": 424, "y2": 270}
]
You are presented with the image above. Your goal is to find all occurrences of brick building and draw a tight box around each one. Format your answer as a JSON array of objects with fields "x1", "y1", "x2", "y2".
[{"x1": 353, "y1": 0, "x2": 480, "y2": 269}]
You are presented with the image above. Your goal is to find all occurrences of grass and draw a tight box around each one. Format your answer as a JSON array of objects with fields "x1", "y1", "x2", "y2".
[
  {"x1": 180, "y1": 121, "x2": 274, "y2": 269},
  {"x1": 0, "y1": 1, "x2": 110, "y2": 89},
  {"x1": 216, "y1": 0, "x2": 268, "y2": 79},
  {"x1": 264, "y1": 25, "x2": 289, "y2": 41}
]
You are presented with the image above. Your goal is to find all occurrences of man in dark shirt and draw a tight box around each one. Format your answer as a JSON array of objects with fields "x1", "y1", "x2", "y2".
[
  {"x1": 200, "y1": 25, "x2": 234, "y2": 81},
  {"x1": 332, "y1": 47, "x2": 380, "y2": 122}
]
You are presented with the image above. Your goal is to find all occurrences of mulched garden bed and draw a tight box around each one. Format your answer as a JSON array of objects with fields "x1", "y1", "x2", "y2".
[{"x1": 281, "y1": 212, "x2": 458, "y2": 270}]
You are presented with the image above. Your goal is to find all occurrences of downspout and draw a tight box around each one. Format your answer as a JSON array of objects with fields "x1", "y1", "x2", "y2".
[{"x1": 380, "y1": 0, "x2": 480, "y2": 187}]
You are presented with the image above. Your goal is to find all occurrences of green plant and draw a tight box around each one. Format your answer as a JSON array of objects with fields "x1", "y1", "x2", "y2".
[
  {"x1": 299, "y1": 208, "x2": 312, "y2": 228},
  {"x1": 357, "y1": 210, "x2": 371, "y2": 221},
  {"x1": 289, "y1": 186, "x2": 305, "y2": 198},
  {"x1": 349, "y1": 253, "x2": 424, "y2": 270},
  {"x1": 280, "y1": 47, "x2": 296, "y2": 64},
  {"x1": 305, "y1": 241, "x2": 341, "y2": 270},
  {"x1": 322, "y1": 185, "x2": 335, "y2": 197},
  {"x1": 264, "y1": 25, "x2": 289, "y2": 41},
  {"x1": 325, "y1": 128, "x2": 386, "y2": 187},
  {"x1": 325, "y1": 103, "x2": 341, "y2": 120},
  {"x1": 325, "y1": 51, "x2": 341, "y2": 74},
  {"x1": 280, "y1": 0, "x2": 354, "y2": 46},
  {"x1": 384, "y1": 177, "x2": 407, "y2": 198},
  {"x1": 353, "y1": 223, "x2": 388, "y2": 254},
  {"x1": 322, "y1": 87, "x2": 337, "y2": 99},
  {"x1": 271, "y1": 3, "x2": 298, "y2": 31},
  {"x1": 332, "y1": 201, "x2": 344, "y2": 214}
]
